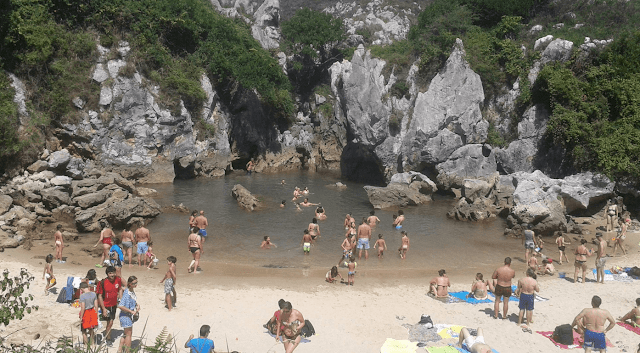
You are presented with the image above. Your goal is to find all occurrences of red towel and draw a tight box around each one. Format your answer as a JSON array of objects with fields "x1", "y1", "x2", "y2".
[
  {"x1": 536, "y1": 330, "x2": 614, "y2": 349},
  {"x1": 617, "y1": 321, "x2": 640, "y2": 335}
]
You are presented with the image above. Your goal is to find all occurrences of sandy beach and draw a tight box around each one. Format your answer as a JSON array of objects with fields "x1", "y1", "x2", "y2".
[{"x1": 2, "y1": 220, "x2": 640, "y2": 353}]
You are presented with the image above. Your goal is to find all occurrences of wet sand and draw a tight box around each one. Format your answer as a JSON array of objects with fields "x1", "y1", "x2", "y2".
[{"x1": 2, "y1": 216, "x2": 640, "y2": 353}]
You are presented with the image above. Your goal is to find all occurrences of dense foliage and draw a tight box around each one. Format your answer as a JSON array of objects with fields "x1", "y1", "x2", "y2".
[{"x1": 0, "y1": 269, "x2": 37, "y2": 326}]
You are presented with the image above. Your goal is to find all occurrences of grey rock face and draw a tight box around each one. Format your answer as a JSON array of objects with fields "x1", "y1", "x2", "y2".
[
  {"x1": 559, "y1": 172, "x2": 615, "y2": 213},
  {"x1": 364, "y1": 181, "x2": 433, "y2": 209},
  {"x1": 436, "y1": 144, "x2": 498, "y2": 190},
  {"x1": 74, "y1": 190, "x2": 112, "y2": 209},
  {"x1": 540, "y1": 39, "x2": 574, "y2": 65},
  {"x1": 495, "y1": 105, "x2": 549, "y2": 174},
  {"x1": 8, "y1": 73, "x2": 29, "y2": 127},
  {"x1": 75, "y1": 193, "x2": 161, "y2": 232},
  {"x1": 403, "y1": 39, "x2": 487, "y2": 170},
  {"x1": 447, "y1": 197, "x2": 497, "y2": 222},
  {"x1": 510, "y1": 171, "x2": 566, "y2": 235},
  {"x1": 27, "y1": 160, "x2": 49, "y2": 173},
  {"x1": 48, "y1": 149, "x2": 71, "y2": 169},
  {"x1": 534, "y1": 35, "x2": 554, "y2": 51},
  {"x1": 50, "y1": 176, "x2": 72, "y2": 187},
  {"x1": 0, "y1": 195, "x2": 12, "y2": 215},
  {"x1": 40, "y1": 188, "x2": 72, "y2": 209},
  {"x1": 231, "y1": 184, "x2": 259, "y2": 211}
]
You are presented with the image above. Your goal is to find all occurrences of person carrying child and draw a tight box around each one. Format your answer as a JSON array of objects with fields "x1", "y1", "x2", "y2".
[
  {"x1": 42, "y1": 254, "x2": 56, "y2": 295},
  {"x1": 159, "y1": 256, "x2": 177, "y2": 311},
  {"x1": 78, "y1": 282, "x2": 99, "y2": 347}
]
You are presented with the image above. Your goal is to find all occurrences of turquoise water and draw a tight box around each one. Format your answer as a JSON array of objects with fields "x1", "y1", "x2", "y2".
[{"x1": 146, "y1": 171, "x2": 519, "y2": 274}]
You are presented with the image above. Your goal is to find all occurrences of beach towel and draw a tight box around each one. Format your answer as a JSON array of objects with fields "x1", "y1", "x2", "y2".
[
  {"x1": 436, "y1": 325, "x2": 464, "y2": 339},
  {"x1": 64, "y1": 277, "x2": 74, "y2": 301},
  {"x1": 448, "y1": 291, "x2": 492, "y2": 304},
  {"x1": 536, "y1": 330, "x2": 614, "y2": 349},
  {"x1": 426, "y1": 346, "x2": 459, "y2": 353},
  {"x1": 380, "y1": 338, "x2": 418, "y2": 353},
  {"x1": 617, "y1": 321, "x2": 640, "y2": 335},
  {"x1": 402, "y1": 323, "x2": 441, "y2": 344},
  {"x1": 591, "y1": 269, "x2": 634, "y2": 282},
  {"x1": 489, "y1": 286, "x2": 549, "y2": 303},
  {"x1": 453, "y1": 346, "x2": 499, "y2": 353}
]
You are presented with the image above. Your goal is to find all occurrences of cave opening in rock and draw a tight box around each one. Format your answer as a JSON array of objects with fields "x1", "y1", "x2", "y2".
[
  {"x1": 173, "y1": 159, "x2": 195, "y2": 180},
  {"x1": 231, "y1": 157, "x2": 252, "y2": 172},
  {"x1": 340, "y1": 143, "x2": 385, "y2": 186}
]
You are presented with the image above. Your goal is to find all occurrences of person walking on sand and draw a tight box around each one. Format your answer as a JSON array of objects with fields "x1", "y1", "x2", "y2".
[
  {"x1": 160, "y1": 256, "x2": 177, "y2": 311},
  {"x1": 393, "y1": 210, "x2": 405, "y2": 229},
  {"x1": 595, "y1": 233, "x2": 608, "y2": 284},
  {"x1": 398, "y1": 231, "x2": 410, "y2": 259},
  {"x1": 276, "y1": 301, "x2": 306, "y2": 353},
  {"x1": 613, "y1": 217, "x2": 630, "y2": 256},
  {"x1": 429, "y1": 269, "x2": 450, "y2": 298},
  {"x1": 618, "y1": 298, "x2": 640, "y2": 327},
  {"x1": 458, "y1": 327, "x2": 493, "y2": 353},
  {"x1": 516, "y1": 268, "x2": 540, "y2": 331},
  {"x1": 605, "y1": 199, "x2": 618, "y2": 233},
  {"x1": 574, "y1": 239, "x2": 594, "y2": 283},
  {"x1": 556, "y1": 233, "x2": 570, "y2": 265},
  {"x1": 367, "y1": 210, "x2": 380, "y2": 227},
  {"x1": 195, "y1": 211, "x2": 209, "y2": 243},
  {"x1": 373, "y1": 234, "x2": 387, "y2": 258},
  {"x1": 572, "y1": 295, "x2": 615, "y2": 353},
  {"x1": 97, "y1": 266, "x2": 123, "y2": 345},
  {"x1": 357, "y1": 218, "x2": 372, "y2": 260},
  {"x1": 301, "y1": 229, "x2": 313, "y2": 255},
  {"x1": 78, "y1": 282, "x2": 99, "y2": 347},
  {"x1": 121, "y1": 226, "x2": 135, "y2": 267},
  {"x1": 118, "y1": 276, "x2": 140, "y2": 353},
  {"x1": 135, "y1": 222, "x2": 151, "y2": 267},
  {"x1": 94, "y1": 222, "x2": 114, "y2": 267},
  {"x1": 187, "y1": 227, "x2": 203, "y2": 273},
  {"x1": 522, "y1": 224, "x2": 536, "y2": 266},
  {"x1": 184, "y1": 325, "x2": 214, "y2": 353},
  {"x1": 492, "y1": 257, "x2": 516, "y2": 320},
  {"x1": 54, "y1": 225, "x2": 64, "y2": 263},
  {"x1": 43, "y1": 254, "x2": 56, "y2": 295}
]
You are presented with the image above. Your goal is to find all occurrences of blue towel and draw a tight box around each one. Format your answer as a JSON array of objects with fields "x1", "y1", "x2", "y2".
[
  {"x1": 65, "y1": 277, "x2": 74, "y2": 301},
  {"x1": 488, "y1": 286, "x2": 519, "y2": 302},
  {"x1": 454, "y1": 345, "x2": 499, "y2": 353},
  {"x1": 449, "y1": 291, "x2": 492, "y2": 304}
]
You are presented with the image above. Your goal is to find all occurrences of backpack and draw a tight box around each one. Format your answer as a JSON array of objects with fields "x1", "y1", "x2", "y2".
[
  {"x1": 56, "y1": 287, "x2": 69, "y2": 303},
  {"x1": 300, "y1": 320, "x2": 315, "y2": 337},
  {"x1": 552, "y1": 324, "x2": 574, "y2": 345}
]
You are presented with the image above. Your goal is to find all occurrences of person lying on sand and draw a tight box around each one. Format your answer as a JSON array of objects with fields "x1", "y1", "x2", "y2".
[{"x1": 458, "y1": 327, "x2": 493, "y2": 353}]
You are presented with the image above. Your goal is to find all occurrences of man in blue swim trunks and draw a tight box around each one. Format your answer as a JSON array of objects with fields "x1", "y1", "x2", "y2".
[
  {"x1": 516, "y1": 268, "x2": 539, "y2": 331},
  {"x1": 195, "y1": 211, "x2": 209, "y2": 243},
  {"x1": 572, "y1": 295, "x2": 615, "y2": 352},
  {"x1": 134, "y1": 222, "x2": 151, "y2": 267},
  {"x1": 357, "y1": 218, "x2": 372, "y2": 260}
]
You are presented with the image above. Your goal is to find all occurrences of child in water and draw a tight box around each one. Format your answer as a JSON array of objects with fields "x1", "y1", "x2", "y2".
[
  {"x1": 146, "y1": 241, "x2": 157, "y2": 269},
  {"x1": 325, "y1": 266, "x2": 343, "y2": 283},
  {"x1": 373, "y1": 234, "x2": 387, "y2": 258},
  {"x1": 43, "y1": 254, "x2": 56, "y2": 295},
  {"x1": 260, "y1": 236, "x2": 277, "y2": 249}
]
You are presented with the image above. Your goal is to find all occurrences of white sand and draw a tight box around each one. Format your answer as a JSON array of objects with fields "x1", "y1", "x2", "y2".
[{"x1": 1, "y1": 228, "x2": 640, "y2": 353}]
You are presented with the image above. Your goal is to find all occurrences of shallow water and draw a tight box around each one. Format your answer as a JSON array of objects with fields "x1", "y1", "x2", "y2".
[{"x1": 146, "y1": 171, "x2": 521, "y2": 276}]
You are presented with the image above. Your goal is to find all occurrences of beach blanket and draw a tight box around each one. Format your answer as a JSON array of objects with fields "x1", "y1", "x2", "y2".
[
  {"x1": 453, "y1": 346, "x2": 500, "y2": 353},
  {"x1": 426, "y1": 346, "x2": 459, "y2": 353},
  {"x1": 402, "y1": 323, "x2": 441, "y2": 344},
  {"x1": 591, "y1": 269, "x2": 634, "y2": 282},
  {"x1": 488, "y1": 286, "x2": 549, "y2": 303},
  {"x1": 380, "y1": 338, "x2": 418, "y2": 353},
  {"x1": 536, "y1": 330, "x2": 614, "y2": 349},
  {"x1": 617, "y1": 321, "x2": 640, "y2": 335},
  {"x1": 448, "y1": 291, "x2": 492, "y2": 304},
  {"x1": 436, "y1": 325, "x2": 464, "y2": 339}
]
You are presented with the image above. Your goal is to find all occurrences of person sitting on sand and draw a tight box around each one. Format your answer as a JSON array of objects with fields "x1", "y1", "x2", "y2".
[
  {"x1": 276, "y1": 302, "x2": 306, "y2": 353},
  {"x1": 470, "y1": 273, "x2": 490, "y2": 300},
  {"x1": 325, "y1": 266, "x2": 343, "y2": 283},
  {"x1": 429, "y1": 269, "x2": 450, "y2": 298},
  {"x1": 265, "y1": 299, "x2": 286, "y2": 335},
  {"x1": 618, "y1": 298, "x2": 640, "y2": 327},
  {"x1": 300, "y1": 198, "x2": 318, "y2": 207},
  {"x1": 261, "y1": 236, "x2": 277, "y2": 249},
  {"x1": 315, "y1": 206, "x2": 327, "y2": 221},
  {"x1": 538, "y1": 258, "x2": 555, "y2": 276},
  {"x1": 185, "y1": 325, "x2": 214, "y2": 353},
  {"x1": 458, "y1": 327, "x2": 493, "y2": 353}
]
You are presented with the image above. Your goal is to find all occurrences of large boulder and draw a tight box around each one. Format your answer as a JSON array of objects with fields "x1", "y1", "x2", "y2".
[
  {"x1": 436, "y1": 144, "x2": 498, "y2": 190},
  {"x1": 47, "y1": 149, "x2": 71, "y2": 169},
  {"x1": 27, "y1": 160, "x2": 49, "y2": 173},
  {"x1": 75, "y1": 193, "x2": 161, "y2": 232},
  {"x1": 40, "y1": 188, "x2": 72, "y2": 209},
  {"x1": 447, "y1": 197, "x2": 497, "y2": 222},
  {"x1": 510, "y1": 171, "x2": 566, "y2": 235},
  {"x1": 559, "y1": 172, "x2": 615, "y2": 213},
  {"x1": 0, "y1": 195, "x2": 12, "y2": 215},
  {"x1": 231, "y1": 184, "x2": 259, "y2": 211},
  {"x1": 364, "y1": 176, "x2": 435, "y2": 209},
  {"x1": 74, "y1": 190, "x2": 113, "y2": 209}
]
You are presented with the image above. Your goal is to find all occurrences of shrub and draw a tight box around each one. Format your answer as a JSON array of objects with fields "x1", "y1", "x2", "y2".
[
  {"x1": 0, "y1": 269, "x2": 38, "y2": 326},
  {"x1": 281, "y1": 8, "x2": 345, "y2": 58}
]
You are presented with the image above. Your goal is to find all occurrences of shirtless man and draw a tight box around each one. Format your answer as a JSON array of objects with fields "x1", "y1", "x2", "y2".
[
  {"x1": 523, "y1": 224, "x2": 536, "y2": 265},
  {"x1": 276, "y1": 301, "x2": 306, "y2": 353},
  {"x1": 471, "y1": 273, "x2": 490, "y2": 300},
  {"x1": 574, "y1": 239, "x2": 594, "y2": 284},
  {"x1": 572, "y1": 295, "x2": 615, "y2": 353},
  {"x1": 54, "y1": 225, "x2": 64, "y2": 263},
  {"x1": 516, "y1": 268, "x2": 540, "y2": 330},
  {"x1": 260, "y1": 236, "x2": 277, "y2": 249},
  {"x1": 556, "y1": 233, "x2": 570, "y2": 265},
  {"x1": 300, "y1": 198, "x2": 317, "y2": 207},
  {"x1": 595, "y1": 233, "x2": 607, "y2": 284},
  {"x1": 135, "y1": 222, "x2": 151, "y2": 267},
  {"x1": 121, "y1": 227, "x2": 135, "y2": 267},
  {"x1": 307, "y1": 218, "x2": 320, "y2": 240},
  {"x1": 618, "y1": 298, "x2": 640, "y2": 326},
  {"x1": 300, "y1": 229, "x2": 313, "y2": 254},
  {"x1": 194, "y1": 211, "x2": 209, "y2": 243},
  {"x1": 458, "y1": 327, "x2": 493, "y2": 353},
  {"x1": 292, "y1": 187, "x2": 301, "y2": 201},
  {"x1": 393, "y1": 210, "x2": 405, "y2": 229},
  {"x1": 339, "y1": 234, "x2": 353, "y2": 266},
  {"x1": 356, "y1": 218, "x2": 372, "y2": 260},
  {"x1": 492, "y1": 257, "x2": 516, "y2": 320},
  {"x1": 429, "y1": 269, "x2": 450, "y2": 298},
  {"x1": 398, "y1": 231, "x2": 410, "y2": 259},
  {"x1": 367, "y1": 210, "x2": 380, "y2": 227},
  {"x1": 605, "y1": 199, "x2": 618, "y2": 233}
]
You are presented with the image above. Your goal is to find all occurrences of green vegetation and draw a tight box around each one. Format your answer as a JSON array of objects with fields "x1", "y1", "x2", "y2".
[
  {"x1": 0, "y1": 269, "x2": 38, "y2": 326},
  {"x1": 0, "y1": 74, "x2": 20, "y2": 161}
]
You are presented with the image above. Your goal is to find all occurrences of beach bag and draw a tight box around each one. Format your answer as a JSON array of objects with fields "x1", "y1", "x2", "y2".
[
  {"x1": 629, "y1": 266, "x2": 640, "y2": 277},
  {"x1": 56, "y1": 287, "x2": 69, "y2": 303},
  {"x1": 300, "y1": 320, "x2": 315, "y2": 337},
  {"x1": 552, "y1": 324, "x2": 573, "y2": 345},
  {"x1": 418, "y1": 315, "x2": 433, "y2": 328}
]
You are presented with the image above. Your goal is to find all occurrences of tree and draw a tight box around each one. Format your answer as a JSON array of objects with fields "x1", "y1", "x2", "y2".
[{"x1": 0, "y1": 268, "x2": 38, "y2": 326}]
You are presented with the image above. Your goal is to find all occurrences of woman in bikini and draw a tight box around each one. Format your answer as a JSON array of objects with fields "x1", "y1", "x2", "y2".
[
  {"x1": 618, "y1": 298, "x2": 640, "y2": 327},
  {"x1": 573, "y1": 239, "x2": 593, "y2": 283},
  {"x1": 276, "y1": 302, "x2": 306, "y2": 353},
  {"x1": 188, "y1": 211, "x2": 197, "y2": 232},
  {"x1": 308, "y1": 218, "x2": 320, "y2": 240},
  {"x1": 93, "y1": 223, "x2": 114, "y2": 268},
  {"x1": 265, "y1": 299, "x2": 286, "y2": 334},
  {"x1": 187, "y1": 227, "x2": 203, "y2": 273},
  {"x1": 556, "y1": 233, "x2": 569, "y2": 265},
  {"x1": 613, "y1": 218, "x2": 630, "y2": 256},
  {"x1": 470, "y1": 273, "x2": 491, "y2": 300},
  {"x1": 121, "y1": 227, "x2": 135, "y2": 267}
]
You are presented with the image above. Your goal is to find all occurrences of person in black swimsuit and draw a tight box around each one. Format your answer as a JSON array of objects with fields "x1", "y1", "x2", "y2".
[
  {"x1": 187, "y1": 227, "x2": 202, "y2": 273},
  {"x1": 574, "y1": 239, "x2": 593, "y2": 284}
]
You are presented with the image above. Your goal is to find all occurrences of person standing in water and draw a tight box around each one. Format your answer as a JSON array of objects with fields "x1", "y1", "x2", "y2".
[
  {"x1": 357, "y1": 218, "x2": 372, "y2": 260},
  {"x1": 301, "y1": 229, "x2": 313, "y2": 254},
  {"x1": 308, "y1": 218, "x2": 320, "y2": 240},
  {"x1": 187, "y1": 227, "x2": 203, "y2": 273},
  {"x1": 393, "y1": 210, "x2": 405, "y2": 229},
  {"x1": 135, "y1": 221, "x2": 151, "y2": 268},
  {"x1": 398, "y1": 231, "x2": 410, "y2": 259},
  {"x1": 54, "y1": 224, "x2": 64, "y2": 263},
  {"x1": 195, "y1": 211, "x2": 209, "y2": 244},
  {"x1": 367, "y1": 210, "x2": 380, "y2": 227}
]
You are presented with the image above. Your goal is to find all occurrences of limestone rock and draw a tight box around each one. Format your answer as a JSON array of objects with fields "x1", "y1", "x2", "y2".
[
  {"x1": 93, "y1": 63, "x2": 109, "y2": 83},
  {"x1": 462, "y1": 179, "x2": 492, "y2": 203},
  {"x1": 231, "y1": 184, "x2": 259, "y2": 211},
  {"x1": 0, "y1": 232, "x2": 19, "y2": 249},
  {"x1": 74, "y1": 190, "x2": 112, "y2": 209},
  {"x1": 40, "y1": 188, "x2": 72, "y2": 209},
  {"x1": 364, "y1": 179, "x2": 434, "y2": 209},
  {"x1": 27, "y1": 160, "x2": 49, "y2": 173},
  {"x1": 495, "y1": 105, "x2": 549, "y2": 174},
  {"x1": 135, "y1": 187, "x2": 158, "y2": 197},
  {"x1": 48, "y1": 149, "x2": 71, "y2": 169},
  {"x1": 436, "y1": 144, "x2": 498, "y2": 190},
  {"x1": 559, "y1": 172, "x2": 615, "y2": 213},
  {"x1": 99, "y1": 86, "x2": 113, "y2": 106},
  {"x1": 447, "y1": 197, "x2": 497, "y2": 222},
  {"x1": 534, "y1": 35, "x2": 554, "y2": 51},
  {"x1": 541, "y1": 38, "x2": 574, "y2": 65},
  {"x1": 510, "y1": 170, "x2": 567, "y2": 236},
  {"x1": 0, "y1": 195, "x2": 12, "y2": 215},
  {"x1": 75, "y1": 195, "x2": 161, "y2": 232},
  {"x1": 50, "y1": 176, "x2": 72, "y2": 187}
]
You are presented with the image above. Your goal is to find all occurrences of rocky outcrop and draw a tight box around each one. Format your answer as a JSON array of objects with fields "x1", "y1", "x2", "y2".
[
  {"x1": 231, "y1": 184, "x2": 259, "y2": 211},
  {"x1": 447, "y1": 197, "x2": 497, "y2": 222},
  {"x1": 364, "y1": 172, "x2": 436, "y2": 209},
  {"x1": 436, "y1": 145, "x2": 498, "y2": 190}
]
